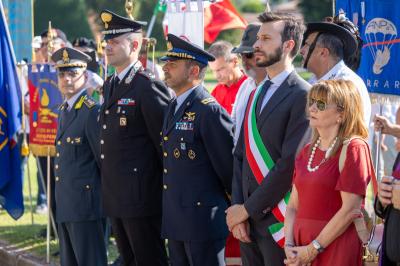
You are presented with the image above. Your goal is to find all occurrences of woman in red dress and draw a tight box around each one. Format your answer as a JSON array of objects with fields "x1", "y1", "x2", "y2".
[{"x1": 283, "y1": 80, "x2": 374, "y2": 266}]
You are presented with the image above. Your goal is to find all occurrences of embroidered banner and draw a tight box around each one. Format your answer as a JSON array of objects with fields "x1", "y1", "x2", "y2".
[
  {"x1": 28, "y1": 64, "x2": 62, "y2": 156},
  {"x1": 336, "y1": 0, "x2": 400, "y2": 96}
]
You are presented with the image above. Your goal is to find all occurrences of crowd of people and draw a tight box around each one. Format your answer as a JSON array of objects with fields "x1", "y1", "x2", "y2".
[{"x1": 13, "y1": 7, "x2": 400, "y2": 266}]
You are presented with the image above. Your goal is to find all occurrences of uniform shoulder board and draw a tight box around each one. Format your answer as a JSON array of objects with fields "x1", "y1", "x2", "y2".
[
  {"x1": 83, "y1": 96, "x2": 96, "y2": 109},
  {"x1": 201, "y1": 97, "x2": 216, "y2": 105}
]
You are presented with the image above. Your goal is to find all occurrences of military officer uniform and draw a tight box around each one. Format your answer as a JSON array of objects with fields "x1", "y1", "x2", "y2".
[
  {"x1": 99, "y1": 10, "x2": 171, "y2": 266},
  {"x1": 160, "y1": 34, "x2": 234, "y2": 266},
  {"x1": 52, "y1": 47, "x2": 107, "y2": 266}
]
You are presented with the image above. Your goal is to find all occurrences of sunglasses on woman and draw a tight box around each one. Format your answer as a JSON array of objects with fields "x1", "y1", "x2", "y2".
[{"x1": 309, "y1": 98, "x2": 343, "y2": 111}]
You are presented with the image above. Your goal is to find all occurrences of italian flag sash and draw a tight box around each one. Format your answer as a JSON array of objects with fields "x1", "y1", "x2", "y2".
[{"x1": 243, "y1": 84, "x2": 290, "y2": 248}]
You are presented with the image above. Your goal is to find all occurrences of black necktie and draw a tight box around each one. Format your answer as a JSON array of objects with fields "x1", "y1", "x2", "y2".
[
  {"x1": 60, "y1": 102, "x2": 69, "y2": 129},
  {"x1": 166, "y1": 99, "x2": 177, "y2": 128},
  {"x1": 110, "y1": 76, "x2": 120, "y2": 97},
  {"x1": 255, "y1": 80, "x2": 273, "y2": 115}
]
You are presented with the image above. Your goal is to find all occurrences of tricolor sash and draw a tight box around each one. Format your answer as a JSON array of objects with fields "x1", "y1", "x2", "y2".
[{"x1": 243, "y1": 83, "x2": 290, "y2": 248}]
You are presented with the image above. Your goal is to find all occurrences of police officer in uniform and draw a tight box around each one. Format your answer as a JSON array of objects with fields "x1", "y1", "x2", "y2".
[
  {"x1": 160, "y1": 34, "x2": 234, "y2": 266},
  {"x1": 52, "y1": 47, "x2": 107, "y2": 266},
  {"x1": 99, "y1": 10, "x2": 171, "y2": 266}
]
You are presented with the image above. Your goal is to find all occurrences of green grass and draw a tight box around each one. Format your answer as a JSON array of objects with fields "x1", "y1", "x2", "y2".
[{"x1": 0, "y1": 156, "x2": 118, "y2": 264}]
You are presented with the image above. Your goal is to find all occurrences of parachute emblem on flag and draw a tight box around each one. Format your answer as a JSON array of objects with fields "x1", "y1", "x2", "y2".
[{"x1": 365, "y1": 18, "x2": 397, "y2": 74}]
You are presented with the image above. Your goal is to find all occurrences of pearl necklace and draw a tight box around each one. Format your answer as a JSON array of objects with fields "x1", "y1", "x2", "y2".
[{"x1": 307, "y1": 136, "x2": 338, "y2": 172}]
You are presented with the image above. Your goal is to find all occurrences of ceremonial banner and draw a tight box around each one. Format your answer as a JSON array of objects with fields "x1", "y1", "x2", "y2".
[
  {"x1": 28, "y1": 65, "x2": 62, "y2": 156},
  {"x1": 336, "y1": 0, "x2": 400, "y2": 96},
  {"x1": 0, "y1": 1, "x2": 24, "y2": 220}
]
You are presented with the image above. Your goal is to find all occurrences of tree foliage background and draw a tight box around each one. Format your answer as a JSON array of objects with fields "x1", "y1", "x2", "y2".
[{"x1": 34, "y1": 0, "x2": 332, "y2": 50}]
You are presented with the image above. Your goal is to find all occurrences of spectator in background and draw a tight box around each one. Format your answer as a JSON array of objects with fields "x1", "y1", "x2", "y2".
[
  {"x1": 39, "y1": 28, "x2": 70, "y2": 62},
  {"x1": 374, "y1": 109, "x2": 400, "y2": 265},
  {"x1": 208, "y1": 41, "x2": 247, "y2": 114},
  {"x1": 231, "y1": 23, "x2": 267, "y2": 144},
  {"x1": 299, "y1": 16, "x2": 371, "y2": 126},
  {"x1": 72, "y1": 37, "x2": 103, "y2": 101}
]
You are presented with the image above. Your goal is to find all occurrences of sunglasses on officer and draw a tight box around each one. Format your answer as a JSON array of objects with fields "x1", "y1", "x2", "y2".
[{"x1": 309, "y1": 98, "x2": 344, "y2": 111}]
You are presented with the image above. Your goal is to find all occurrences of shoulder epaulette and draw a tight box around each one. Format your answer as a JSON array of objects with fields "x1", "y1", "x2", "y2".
[
  {"x1": 74, "y1": 96, "x2": 86, "y2": 110},
  {"x1": 83, "y1": 96, "x2": 96, "y2": 108},
  {"x1": 201, "y1": 97, "x2": 216, "y2": 105}
]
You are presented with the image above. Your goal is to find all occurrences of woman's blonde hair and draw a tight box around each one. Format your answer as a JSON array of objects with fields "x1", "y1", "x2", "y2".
[{"x1": 307, "y1": 79, "x2": 368, "y2": 157}]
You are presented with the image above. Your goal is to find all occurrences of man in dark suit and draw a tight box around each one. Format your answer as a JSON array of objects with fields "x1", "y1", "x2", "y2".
[
  {"x1": 226, "y1": 12, "x2": 311, "y2": 265},
  {"x1": 98, "y1": 10, "x2": 171, "y2": 266},
  {"x1": 160, "y1": 34, "x2": 234, "y2": 266},
  {"x1": 52, "y1": 47, "x2": 107, "y2": 266}
]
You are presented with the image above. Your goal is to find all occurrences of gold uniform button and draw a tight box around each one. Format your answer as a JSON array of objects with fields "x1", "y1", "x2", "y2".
[
  {"x1": 67, "y1": 137, "x2": 71, "y2": 143},
  {"x1": 85, "y1": 185, "x2": 90, "y2": 189},
  {"x1": 163, "y1": 152, "x2": 167, "y2": 157},
  {"x1": 163, "y1": 184, "x2": 168, "y2": 190},
  {"x1": 196, "y1": 201, "x2": 201, "y2": 206},
  {"x1": 55, "y1": 165, "x2": 59, "y2": 169},
  {"x1": 163, "y1": 136, "x2": 168, "y2": 141},
  {"x1": 163, "y1": 169, "x2": 168, "y2": 174},
  {"x1": 57, "y1": 141, "x2": 61, "y2": 145},
  {"x1": 55, "y1": 177, "x2": 60, "y2": 181},
  {"x1": 56, "y1": 153, "x2": 60, "y2": 157}
]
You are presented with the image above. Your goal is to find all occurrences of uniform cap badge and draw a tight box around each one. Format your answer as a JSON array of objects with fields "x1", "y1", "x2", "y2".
[
  {"x1": 62, "y1": 49, "x2": 70, "y2": 64},
  {"x1": 101, "y1": 12, "x2": 112, "y2": 29}
]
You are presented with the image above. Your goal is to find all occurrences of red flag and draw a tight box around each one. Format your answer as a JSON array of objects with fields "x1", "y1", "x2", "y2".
[{"x1": 204, "y1": 0, "x2": 247, "y2": 43}]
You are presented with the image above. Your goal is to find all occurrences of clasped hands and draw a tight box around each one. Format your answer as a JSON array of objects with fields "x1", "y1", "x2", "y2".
[
  {"x1": 284, "y1": 243, "x2": 318, "y2": 266},
  {"x1": 225, "y1": 204, "x2": 251, "y2": 243}
]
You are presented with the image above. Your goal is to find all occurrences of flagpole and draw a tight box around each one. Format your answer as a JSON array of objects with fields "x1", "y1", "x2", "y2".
[
  {"x1": 46, "y1": 148, "x2": 51, "y2": 263},
  {"x1": 146, "y1": 7, "x2": 158, "y2": 38},
  {"x1": 18, "y1": 62, "x2": 34, "y2": 226},
  {"x1": 332, "y1": 0, "x2": 336, "y2": 16}
]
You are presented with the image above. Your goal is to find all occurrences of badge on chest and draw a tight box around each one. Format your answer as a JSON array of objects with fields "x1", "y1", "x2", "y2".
[
  {"x1": 118, "y1": 98, "x2": 136, "y2": 106},
  {"x1": 175, "y1": 112, "x2": 196, "y2": 131},
  {"x1": 120, "y1": 116, "x2": 127, "y2": 126}
]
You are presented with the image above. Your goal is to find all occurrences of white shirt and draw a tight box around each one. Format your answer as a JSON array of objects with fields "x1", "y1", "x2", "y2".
[
  {"x1": 231, "y1": 77, "x2": 257, "y2": 144},
  {"x1": 116, "y1": 61, "x2": 136, "y2": 81},
  {"x1": 175, "y1": 85, "x2": 199, "y2": 113},
  {"x1": 312, "y1": 60, "x2": 372, "y2": 126},
  {"x1": 259, "y1": 67, "x2": 294, "y2": 112}
]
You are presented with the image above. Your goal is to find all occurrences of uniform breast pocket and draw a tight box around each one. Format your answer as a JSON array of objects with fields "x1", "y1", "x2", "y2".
[
  {"x1": 68, "y1": 136, "x2": 86, "y2": 158},
  {"x1": 117, "y1": 106, "x2": 136, "y2": 131},
  {"x1": 175, "y1": 131, "x2": 196, "y2": 160}
]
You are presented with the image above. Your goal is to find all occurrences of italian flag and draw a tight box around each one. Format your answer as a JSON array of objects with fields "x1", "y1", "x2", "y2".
[{"x1": 243, "y1": 83, "x2": 291, "y2": 248}]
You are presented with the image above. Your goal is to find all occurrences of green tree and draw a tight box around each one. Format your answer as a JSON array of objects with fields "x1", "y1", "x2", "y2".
[
  {"x1": 34, "y1": 0, "x2": 92, "y2": 40},
  {"x1": 299, "y1": 0, "x2": 333, "y2": 22}
]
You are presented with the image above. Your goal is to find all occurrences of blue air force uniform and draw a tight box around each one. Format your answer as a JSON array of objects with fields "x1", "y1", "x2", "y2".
[
  {"x1": 160, "y1": 34, "x2": 234, "y2": 266},
  {"x1": 52, "y1": 47, "x2": 107, "y2": 266}
]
